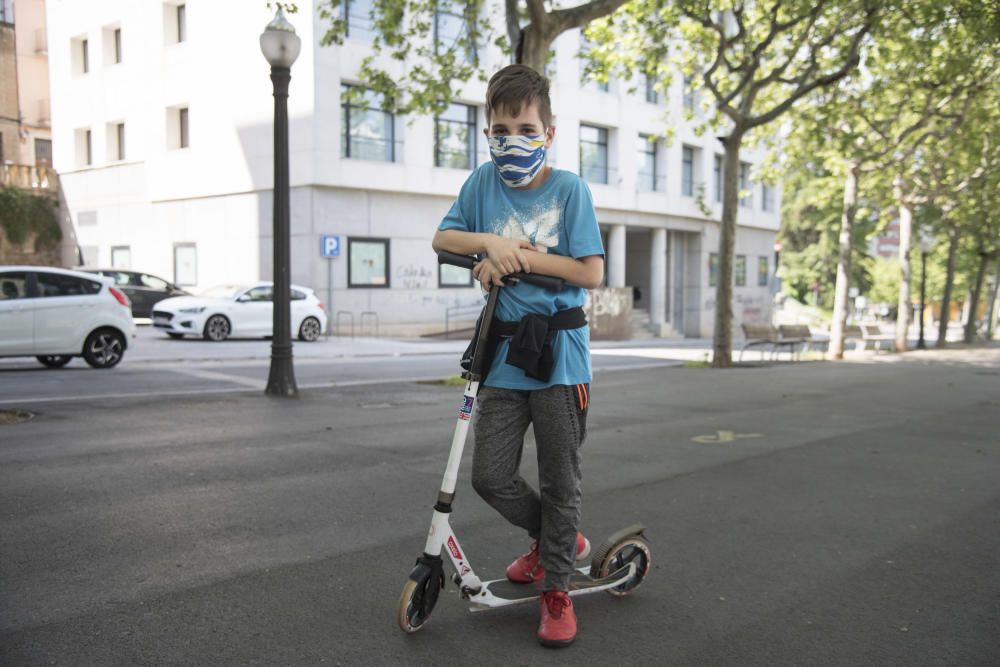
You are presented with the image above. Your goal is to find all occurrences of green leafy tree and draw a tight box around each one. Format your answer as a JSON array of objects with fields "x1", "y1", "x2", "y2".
[
  {"x1": 783, "y1": 1, "x2": 991, "y2": 356},
  {"x1": 315, "y1": 0, "x2": 629, "y2": 117},
  {"x1": 588, "y1": 0, "x2": 879, "y2": 366}
]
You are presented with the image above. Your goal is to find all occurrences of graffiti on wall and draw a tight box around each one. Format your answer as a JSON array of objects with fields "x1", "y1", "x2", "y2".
[{"x1": 395, "y1": 263, "x2": 435, "y2": 289}]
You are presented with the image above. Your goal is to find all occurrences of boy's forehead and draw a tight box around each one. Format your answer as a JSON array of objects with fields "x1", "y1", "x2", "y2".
[{"x1": 490, "y1": 101, "x2": 544, "y2": 126}]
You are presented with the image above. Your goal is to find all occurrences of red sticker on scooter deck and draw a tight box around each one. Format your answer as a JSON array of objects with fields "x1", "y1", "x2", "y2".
[
  {"x1": 447, "y1": 536, "x2": 463, "y2": 560},
  {"x1": 458, "y1": 395, "x2": 474, "y2": 421}
]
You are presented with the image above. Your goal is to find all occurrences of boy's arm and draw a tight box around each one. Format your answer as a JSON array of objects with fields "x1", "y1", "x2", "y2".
[
  {"x1": 432, "y1": 229, "x2": 535, "y2": 274},
  {"x1": 520, "y1": 252, "x2": 604, "y2": 290}
]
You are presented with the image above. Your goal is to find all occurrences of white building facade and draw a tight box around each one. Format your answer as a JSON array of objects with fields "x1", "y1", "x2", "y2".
[{"x1": 46, "y1": 0, "x2": 779, "y2": 337}]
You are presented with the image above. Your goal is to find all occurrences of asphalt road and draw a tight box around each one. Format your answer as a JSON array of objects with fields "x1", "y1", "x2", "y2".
[
  {"x1": 0, "y1": 327, "x2": 686, "y2": 406},
  {"x1": 1, "y1": 348, "x2": 998, "y2": 665}
]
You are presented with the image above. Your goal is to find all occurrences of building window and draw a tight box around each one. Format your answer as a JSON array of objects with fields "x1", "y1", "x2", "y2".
[
  {"x1": 343, "y1": 0, "x2": 376, "y2": 42},
  {"x1": 682, "y1": 146, "x2": 694, "y2": 197},
  {"x1": 173, "y1": 243, "x2": 197, "y2": 286},
  {"x1": 735, "y1": 255, "x2": 746, "y2": 286},
  {"x1": 435, "y1": 0, "x2": 475, "y2": 63},
  {"x1": 580, "y1": 36, "x2": 609, "y2": 92},
  {"x1": 762, "y1": 184, "x2": 774, "y2": 212},
  {"x1": 114, "y1": 28, "x2": 122, "y2": 63},
  {"x1": 435, "y1": 103, "x2": 476, "y2": 170},
  {"x1": 35, "y1": 138, "x2": 53, "y2": 167},
  {"x1": 739, "y1": 162, "x2": 751, "y2": 208},
  {"x1": 683, "y1": 74, "x2": 695, "y2": 111},
  {"x1": 642, "y1": 74, "x2": 658, "y2": 104},
  {"x1": 111, "y1": 246, "x2": 131, "y2": 269},
  {"x1": 177, "y1": 4, "x2": 186, "y2": 42},
  {"x1": 579, "y1": 125, "x2": 608, "y2": 185},
  {"x1": 758, "y1": 256, "x2": 769, "y2": 287},
  {"x1": 75, "y1": 128, "x2": 93, "y2": 167},
  {"x1": 439, "y1": 263, "x2": 472, "y2": 287},
  {"x1": 341, "y1": 85, "x2": 395, "y2": 162},
  {"x1": 179, "y1": 107, "x2": 189, "y2": 148},
  {"x1": 713, "y1": 155, "x2": 723, "y2": 203},
  {"x1": 0, "y1": 0, "x2": 12, "y2": 23},
  {"x1": 348, "y1": 238, "x2": 390, "y2": 288},
  {"x1": 637, "y1": 134, "x2": 656, "y2": 192},
  {"x1": 709, "y1": 253, "x2": 719, "y2": 287},
  {"x1": 108, "y1": 121, "x2": 126, "y2": 161}
]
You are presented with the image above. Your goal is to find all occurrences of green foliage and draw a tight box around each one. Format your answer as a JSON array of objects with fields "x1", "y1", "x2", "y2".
[
  {"x1": 317, "y1": 0, "x2": 491, "y2": 117},
  {"x1": 0, "y1": 187, "x2": 62, "y2": 248}
]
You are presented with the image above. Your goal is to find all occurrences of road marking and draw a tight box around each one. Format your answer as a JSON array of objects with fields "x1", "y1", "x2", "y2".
[
  {"x1": 691, "y1": 431, "x2": 763, "y2": 443},
  {"x1": 170, "y1": 367, "x2": 266, "y2": 389}
]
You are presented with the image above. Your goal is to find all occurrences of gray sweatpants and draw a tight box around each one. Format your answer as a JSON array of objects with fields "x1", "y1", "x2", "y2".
[{"x1": 471, "y1": 383, "x2": 589, "y2": 591}]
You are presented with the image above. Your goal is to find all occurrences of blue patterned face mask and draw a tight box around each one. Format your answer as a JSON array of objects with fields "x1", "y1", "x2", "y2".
[{"x1": 487, "y1": 134, "x2": 548, "y2": 188}]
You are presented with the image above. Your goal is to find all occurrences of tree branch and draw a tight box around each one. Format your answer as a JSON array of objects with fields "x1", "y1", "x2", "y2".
[{"x1": 549, "y1": 0, "x2": 629, "y2": 32}]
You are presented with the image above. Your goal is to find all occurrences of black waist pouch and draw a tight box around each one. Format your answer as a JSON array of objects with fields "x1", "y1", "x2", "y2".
[{"x1": 500, "y1": 307, "x2": 587, "y2": 383}]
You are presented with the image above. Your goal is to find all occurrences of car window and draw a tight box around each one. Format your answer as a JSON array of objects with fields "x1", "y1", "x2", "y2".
[
  {"x1": 0, "y1": 271, "x2": 29, "y2": 300},
  {"x1": 139, "y1": 274, "x2": 169, "y2": 290},
  {"x1": 37, "y1": 272, "x2": 102, "y2": 297},
  {"x1": 290, "y1": 289, "x2": 307, "y2": 301},
  {"x1": 105, "y1": 271, "x2": 132, "y2": 286},
  {"x1": 243, "y1": 286, "x2": 273, "y2": 302}
]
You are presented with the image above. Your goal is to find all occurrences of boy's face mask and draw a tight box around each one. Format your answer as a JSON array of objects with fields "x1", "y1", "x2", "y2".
[{"x1": 487, "y1": 134, "x2": 548, "y2": 188}]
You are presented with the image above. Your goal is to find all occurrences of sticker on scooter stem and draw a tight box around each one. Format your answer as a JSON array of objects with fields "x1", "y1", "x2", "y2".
[
  {"x1": 447, "y1": 536, "x2": 463, "y2": 560},
  {"x1": 458, "y1": 396, "x2": 474, "y2": 421}
]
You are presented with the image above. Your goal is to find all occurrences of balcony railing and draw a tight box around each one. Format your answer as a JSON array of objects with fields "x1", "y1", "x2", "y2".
[{"x1": 0, "y1": 164, "x2": 58, "y2": 192}]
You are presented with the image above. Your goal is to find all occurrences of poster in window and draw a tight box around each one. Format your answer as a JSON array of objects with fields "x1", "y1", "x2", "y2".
[
  {"x1": 174, "y1": 244, "x2": 197, "y2": 286},
  {"x1": 349, "y1": 239, "x2": 389, "y2": 287}
]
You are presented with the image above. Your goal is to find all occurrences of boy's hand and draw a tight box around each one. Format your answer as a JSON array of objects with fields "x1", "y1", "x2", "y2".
[
  {"x1": 473, "y1": 259, "x2": 506, "y2": 288},
  {"x1": 484, "y1": 237, "x2": 536, "y2": 274}
]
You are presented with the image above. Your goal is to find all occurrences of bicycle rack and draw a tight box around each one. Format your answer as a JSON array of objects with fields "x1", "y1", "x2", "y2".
[
  {"x1": 360, "y1": 311, "x2": 379, "y2": 338},
  {"x1": 336, "y1": 310, "x2": 355, "y2": 338}
]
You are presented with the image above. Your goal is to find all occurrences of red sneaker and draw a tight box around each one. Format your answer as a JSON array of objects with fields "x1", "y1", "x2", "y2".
[
  {"x1": 538, "y1": 591, "x2": 576, "y2": 647},
  {"x1": 506, "y1": 532, "x2": 591, "y2": 584}
]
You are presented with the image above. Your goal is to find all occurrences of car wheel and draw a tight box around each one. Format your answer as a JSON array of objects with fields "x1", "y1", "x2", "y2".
[
  {"x1": 167, "y1": 332, "x2": 185, "y2": 340},
  {"x1": 298, "y1": 316, "x2": 322, "y2": 342},
  {"x1": 36, "y1": 355, "x2": 72, "y2": 368},
  {"x1": 203, "y1": 315, "x2": 231, "y2": 341},
  {"x1": 82, "y1": 329, "x2": 126, "y2": 369}
]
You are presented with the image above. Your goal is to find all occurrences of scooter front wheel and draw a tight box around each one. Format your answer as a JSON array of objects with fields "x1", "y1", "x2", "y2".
[
  {"x1": 398, "y1": 573, "x2": 438, "y2": 633},
  {"x1": 592, "y1": 535, "x2": 652, "y2": 597}
]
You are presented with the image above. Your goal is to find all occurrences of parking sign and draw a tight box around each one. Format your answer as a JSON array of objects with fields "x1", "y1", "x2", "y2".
[{"x1": 321, "y1": 235, "x2": 341, "y2": 258}]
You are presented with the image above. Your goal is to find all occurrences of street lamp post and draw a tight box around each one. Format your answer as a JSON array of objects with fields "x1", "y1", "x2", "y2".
[
  {"x1": 260, "y1": 8, "x2": 301, "y2": 397},
  {"x1": 917, "y1": 227, "x2": 935, "y2": 350}
]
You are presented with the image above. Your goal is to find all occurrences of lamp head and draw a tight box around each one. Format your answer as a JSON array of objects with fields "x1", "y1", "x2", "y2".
[{"x1": 260, "y1": 7, "x2": 301, "y2": 68}]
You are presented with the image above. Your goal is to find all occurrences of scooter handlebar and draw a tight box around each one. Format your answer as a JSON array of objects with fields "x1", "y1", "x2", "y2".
[{"x1": 437, "y1": 251, "x2": 566, "y2": 292}]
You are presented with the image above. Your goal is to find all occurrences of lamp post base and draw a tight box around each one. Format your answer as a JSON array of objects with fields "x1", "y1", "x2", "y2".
[{"x1": 265, "y1": 343, "x2": 298, "y2": 397}]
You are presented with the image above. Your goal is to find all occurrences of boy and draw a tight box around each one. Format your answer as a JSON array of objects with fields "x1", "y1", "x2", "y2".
[{"x1": 431, "y1": 64, "x2": 605, "y2": 647}]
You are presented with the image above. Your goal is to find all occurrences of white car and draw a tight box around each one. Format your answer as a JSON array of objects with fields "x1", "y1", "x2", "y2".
[
  {"x1": 0, "y1": 266, "x2": 136, "y2": 369},
  {"x1": 152, "y1": 282, "x2": 327, "y2": 342}
]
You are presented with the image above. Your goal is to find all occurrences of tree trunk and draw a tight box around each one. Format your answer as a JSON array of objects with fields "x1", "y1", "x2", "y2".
[
  {"x1": 830, "y1": 161, "x2": 860, "y2": 360},
  {"x1": 713, "y1": 132, "x2": 744, "y2": 367},
  {"x1": 894, "y1": 183, "x2": 913, "y2": 352},
  {"x1": 963, "y1": 251, "x2": 989, "y2": 343},
  {"x1": 517, "y1": 24, "x2": 553, "y2": 71},
  {"x1": 986, "y1": 259, "x2": 1000, "y2": 340},
  {"x1": 935, "y1": 224, "x2": 959, "y2": 348}
]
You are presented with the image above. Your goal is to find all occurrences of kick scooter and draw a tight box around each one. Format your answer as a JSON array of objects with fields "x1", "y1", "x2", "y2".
[{"x1": 398, "y1": 251, "x2": 652, "y2": 633}]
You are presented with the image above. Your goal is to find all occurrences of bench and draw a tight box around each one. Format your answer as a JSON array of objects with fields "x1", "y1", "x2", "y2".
[
  {"x1": 861, "y1": 324, "x2": 896, "y2": 351},
  {"x1": 777, "y1": 324, "x2": 814, "y2": 360},
  {"x1": 739, "y1": 323, "x2": 806, "y2": 361}
]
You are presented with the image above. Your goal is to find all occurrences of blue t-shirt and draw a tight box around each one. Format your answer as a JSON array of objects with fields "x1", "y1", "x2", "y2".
[{"x1": 438, "y1": 163, "x2": 605, "y2": 390}]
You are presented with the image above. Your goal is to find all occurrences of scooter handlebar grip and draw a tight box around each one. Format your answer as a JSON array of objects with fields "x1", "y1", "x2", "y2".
[
  {"x1": 437, "y1": 251, "x2": 476, "y2": 270},
  {"x1": 436, "y1": 252, "x2": 566, "y2": 292}
]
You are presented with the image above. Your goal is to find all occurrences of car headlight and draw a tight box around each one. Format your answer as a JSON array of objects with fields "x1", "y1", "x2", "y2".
[{"x1": 179, "y1": 306, "x2": 206, "y2": 314}]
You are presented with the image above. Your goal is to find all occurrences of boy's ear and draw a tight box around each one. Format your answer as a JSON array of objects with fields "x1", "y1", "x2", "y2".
[{"x1": 545, "y1": 125, "x2": 556, "y2": 147}]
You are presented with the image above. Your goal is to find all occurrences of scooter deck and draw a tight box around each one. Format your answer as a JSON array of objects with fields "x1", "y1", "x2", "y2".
[{"x1": 480, "y1": 565, "x2": 630, "y2": 602}]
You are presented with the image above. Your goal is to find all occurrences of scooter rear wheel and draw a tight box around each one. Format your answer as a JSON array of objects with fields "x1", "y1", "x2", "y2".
[
  {"x1": 398, "y1": 574, "x2": 437, "y2": 633},
  {"x1": 592, "y1": 535, "x2": 652, "y2": 597}
]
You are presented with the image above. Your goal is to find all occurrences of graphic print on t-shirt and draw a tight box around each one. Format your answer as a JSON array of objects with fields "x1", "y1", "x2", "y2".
[{"x1": 491, "y1": 196, "x2": 561, "y2": 253}]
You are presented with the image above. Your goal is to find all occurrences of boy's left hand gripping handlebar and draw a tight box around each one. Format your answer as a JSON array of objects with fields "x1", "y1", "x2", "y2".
[{"x1": 437, "y1": 251, "x2": 565, "y2": 292}]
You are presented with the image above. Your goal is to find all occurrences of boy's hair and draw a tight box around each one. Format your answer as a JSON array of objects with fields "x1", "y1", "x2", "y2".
[{"x1": 485, "y1": 65, "x2": 553, "y2": 129}]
